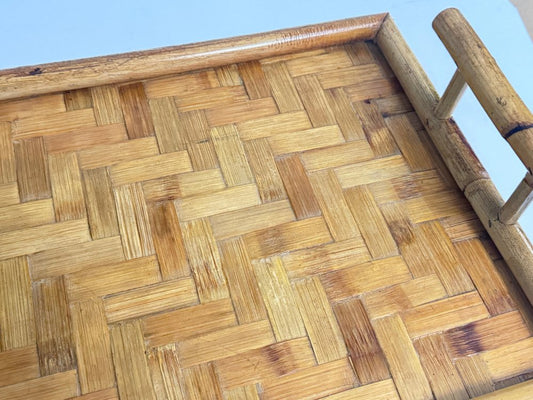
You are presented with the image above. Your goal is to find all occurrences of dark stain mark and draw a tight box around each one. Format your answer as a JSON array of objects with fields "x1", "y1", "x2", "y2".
[
  {"x1": 264, "y1": 345, "x2": 281, "y2": 364},
  {"x1": 503, "y1": 123, "x2": 533, "y2": 139},
  {"x1": 363, "y1": 99, "x2": 371, "y2": 104},
  {"x1": 447, "y1": 321, "x2": 484, "y2": 356},
  {"x1": 387, "y1": 220, "x2": 414, "y2": 245},
  {"x1": 29, "y1": 67, "x2": 42, "y2": 76},
  {"x1": 496, "y1": 96, "x2": 507, "y2": 107}
]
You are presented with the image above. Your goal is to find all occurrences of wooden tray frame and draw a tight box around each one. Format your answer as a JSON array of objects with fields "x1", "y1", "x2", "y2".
[{"x1": 1, "y1": 10, "x2": 532, "y2": 398}]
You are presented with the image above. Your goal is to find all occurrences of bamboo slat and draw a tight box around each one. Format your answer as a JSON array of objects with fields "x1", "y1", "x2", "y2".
[
  {"x1": 333, "y1": 298, "x2": 390, "y2": 384},
  {"x1": 0, "y1": 370, "x2": 79, "y2": 400},
  {"x1": 104, "y1": 278, "x2": 198, "y2": 323},
  {"x1": 293, "y1": 277, "x2": 346, "y2": 364},
  {"x1": 252, "y1": 257, "x2": 306, "y2": 341},
  {"x1": 177, "y1": 320, "x2": 275, "y2": 368},
  {"x1": 372, "y1": 315, "x2": 433, "y2": 400},
  {"x1": 414, "y1": 334, "x2": 469, "y2": 400},
  {"x1": 32, "y1": 278, "x2": 75, "y2": 375},
  {"x1": 180, "y1": 219, "x2": 229, "y2": 303},
  {"x1": 142, "y1": 169, "x2": 225, "y2": 201},
  {"x1": 455, "y1": 355, "x2": 495, "y2": 398},
  {"x1": 146, "y1": 344, "x2": 185, "y2": 400},
  {"x1": 110, "y1": 321, "x2": 157, "y2": 400},
  {"x1": 118, "y1": 83, "x2": 155, "y2": 139},
  {"x1": 182, "y1": 363, "x2": 222, "y2": 400},
  {"x1": 64, "y1": 88, "x2": 92, "y2": 111},
  {"x1": 71, "y1": 299, "x2": 115, "y2": 393},
  {"x1": 218, "y1": 237, "x2": 267, "y2": 324},
  {"x1": 29, "y1": 236, "x2": 124, "y2": 280},
  {"x1": 309, "y1": 170, "x2": 361, "y2": 241},
  {"x1": 147, "y1": 201, "x2": 190, "y2": 279},
  {"x1": 215, "y1": 337, "x2": 315, "y2": 389},
  {"x1": 210, "y1": 125, "x2": 254, "y2": 186},
  {"x1": 0, "y1": 346, "x2": 39, "y2": 387},
  {"x1": 261, "y1": 358, "x2": 356, "y2": 400},
  {"x1": 444, "y1": 311, "x2": 530, "y2": 359},
  {"x1": 143, "y1": 298, "x2": 237, "y2": 347}
]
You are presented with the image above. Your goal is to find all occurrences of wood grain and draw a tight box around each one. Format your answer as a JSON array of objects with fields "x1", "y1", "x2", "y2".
[
  {"x1": 0, "y1": 23, "x2": 530, "y2": 399},
  {"x1": 0, "y1": 257, "x2": 35, "y2": 351}
]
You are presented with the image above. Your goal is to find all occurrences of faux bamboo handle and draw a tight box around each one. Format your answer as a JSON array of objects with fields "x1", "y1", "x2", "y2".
[{"x1": 433, "y1": 8, "x2": 533, "y2": 174}]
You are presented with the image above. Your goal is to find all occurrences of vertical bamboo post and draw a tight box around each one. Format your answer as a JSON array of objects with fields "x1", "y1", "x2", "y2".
[
  {"x1": 434, "y1": 69, "x2": 467, "y2": 119},
  {"x1": 499, "y1": 174, "x2": 533, "y2": 224}
]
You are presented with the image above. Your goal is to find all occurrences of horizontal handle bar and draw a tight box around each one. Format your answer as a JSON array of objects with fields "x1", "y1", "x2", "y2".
[{"x1": 433, "y1": 8, "x2": 533, "y2": 174}]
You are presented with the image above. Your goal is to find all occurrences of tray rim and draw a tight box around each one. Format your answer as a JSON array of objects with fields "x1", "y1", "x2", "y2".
[{"x1": 0, "y1": 13, "x2": 386, "y2": 102}]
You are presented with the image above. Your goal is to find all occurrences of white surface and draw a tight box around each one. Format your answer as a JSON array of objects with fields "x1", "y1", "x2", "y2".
[
  {"x1": 1, "y1": 0, "x2": 532, "y2": 237},
  {"x1": 511, "y1": 0, "x2": 533, "y2": 40}
]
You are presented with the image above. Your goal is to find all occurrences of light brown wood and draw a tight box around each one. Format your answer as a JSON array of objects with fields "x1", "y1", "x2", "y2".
[
  {"x1": 0, "y1": 346, "x2": 39, "y2": 387},
  {"x1": 252, "y1": 257, "x2": 306, "y2": 341},
  {"x1": 32, "y1": 278, "x2": 75, "y2": 375},
  {"x1": 180, "y1": 219, "x2": 229, "y2": 303},
  {"x1": 82, "y1": 168, "x2": 120, "y2": 239},
  {"x1": 499, "y1": 173, "x2": 533, "y2": 224},
  {"x1": 414, "y1": 334, "x2": 469, "y2": 400},
  {"x1": 177, "y1": 320, "x2": 275, "y2": 368},
  {"x1": 210, "y1": 125, "x2": 254, "y2": 186},
  {"x1": 275, "y1": 155, "x2": 321, "y2": 220},
  {"x1": 261, "y1": 358, "x2": 356, "y2": 400},
  {"x1": 147, "y1": 201, "x2": 190, "y2": 280},
  {"x1": 373, "y1": 315, "x2": 433, "y2": 400},
  {"x1": 219, "y1": 237, "x2": 267, "y2": 323},
  {"x1": 182, "y1": 363, "x2": 223, "y2": 400},
  {"x1": 146, "y1": 344, "x2": 186, "y2": 400},
  {"x1": 293, "y1": 277, "x2": 346, "y2": 363},
  {"x1": 0, "y1": 257, "x2": 35, "y2": 350},
  {"x1": 434, "y1": 69, "x2": 467, "y2": 119},
  {"x1": 323, "y1": 379, "x2": 400, "y2": 400},
  {"x1": 215, "y1": 337, "x2": 315, "y2": 389},
  {"x1": 48, "y1": 152, "x2": 86, "y2": 221},
  {"x1": 309, "y1": 170, "x2": 361, "y2": 241},
  {"x1": 333, "y1": 298, "x2": 390, "y2": 384},
  {"x1": 455, "y1": 355, "x2": 495, "y2": 398},
  {"x1": 110, "y1": 321, "x2": 156, "y2": 400},
  {"x1": 376, "y1": 15, "x2": 533, "y2": 306},
  {"x1": 114, "y1": 183, "x2": 155, "y2": 259},
  {"x1": 0, "y1": 15, "x2": 386, "y2": 101},
  {"x1": 0, "y1": 370, "x2": 79, "y2": 400},
  {"x1": 118, "y1": 83, "x2": 155, "y2": 139},
  {"x1": 70, "y1": 299, "x2": 115, "y2": 394},
  {"x1": 433, "y1": 8, "x2": 533, "y2": 172},
  {"x1": 0, "y1": 122, "x2": 15, "y2": 184},
  {"x1": 91, "y1": 85, "x2": 123, "y2": 125},
  {"x1": 444, "y1": 311, "x2": 530, "y2": 359},
  {"x1": 0, "y1": 17, "x2": 532, "y2": 399},
  {"x1": 472, "y1": 380, "x2": 533, "y2": 400},
  {"x1": 104, "y1": 278, "x2": 198, "y2": 323},
  {"x1": 29, "y1": 236, "x2": 124, "y2": 280}
]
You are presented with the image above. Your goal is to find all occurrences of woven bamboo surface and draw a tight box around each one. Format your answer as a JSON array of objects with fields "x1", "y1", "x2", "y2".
[{"x1": 0, "y1": 41, "x2": 532, "y2": 399}]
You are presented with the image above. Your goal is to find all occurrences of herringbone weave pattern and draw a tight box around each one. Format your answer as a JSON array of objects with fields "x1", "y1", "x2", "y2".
[{"x1": 0, "y1": 42, "x2": 532, "y2": 400}]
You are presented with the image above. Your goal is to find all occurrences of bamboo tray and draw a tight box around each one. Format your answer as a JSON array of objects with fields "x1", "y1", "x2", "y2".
[{"x1": 0, "y1": 8, "x2": 532, "y2": 400}]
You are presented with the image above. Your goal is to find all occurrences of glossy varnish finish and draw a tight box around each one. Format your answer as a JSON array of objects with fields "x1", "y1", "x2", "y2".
[{"x1": 1, "y1": 28, "x2": 533, "y2": 400}]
